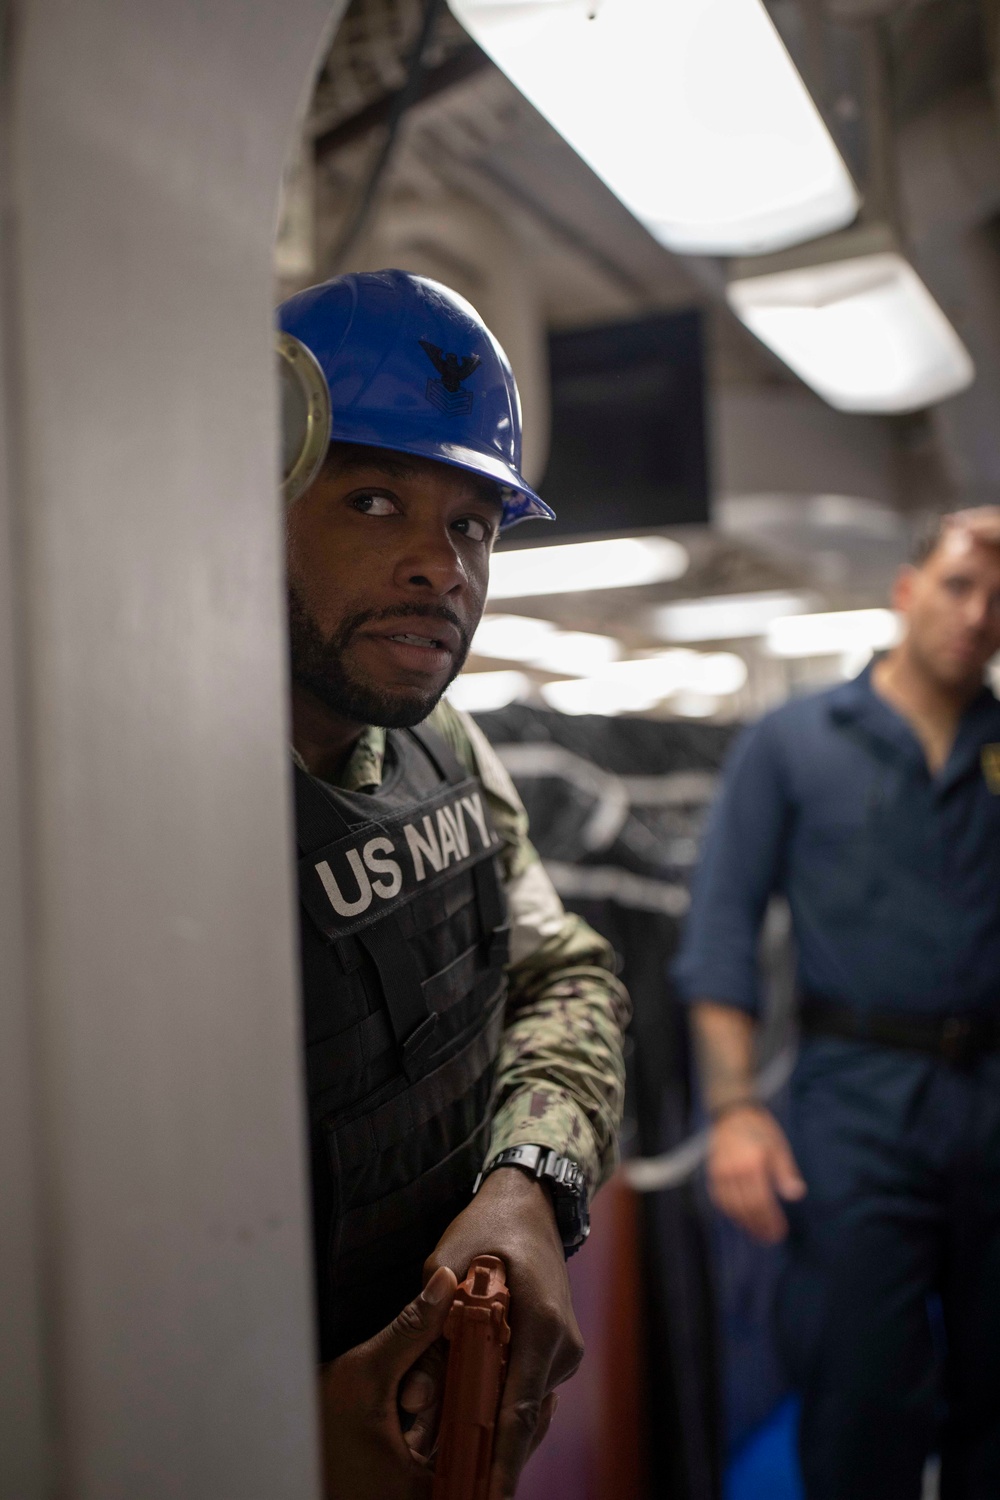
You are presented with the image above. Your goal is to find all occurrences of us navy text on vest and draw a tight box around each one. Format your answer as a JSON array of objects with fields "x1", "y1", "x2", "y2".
[{"x1": 298, "y1": 777, "x2": 498, "y2": 941}]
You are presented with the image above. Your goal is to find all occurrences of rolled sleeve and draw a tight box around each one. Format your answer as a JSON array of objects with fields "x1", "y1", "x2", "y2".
[
  {"x1": 673, "y1": 714, "x2": 790, "y2": 1015},
  {"x1": 426, "y1": 700, "x2": 629, "y2": 1194},
  {"x1": 486, "y1": 885, "x2": 630, "y2": 1196}
]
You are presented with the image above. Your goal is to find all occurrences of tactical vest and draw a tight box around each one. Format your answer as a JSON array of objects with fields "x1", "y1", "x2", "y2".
[{"x1": 295, "y1": 725, "x2": 510, "y2": 1362}]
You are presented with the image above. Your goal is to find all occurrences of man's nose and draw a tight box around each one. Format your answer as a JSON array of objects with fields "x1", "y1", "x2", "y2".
[{"x1": 392, "y1": 527, "x2": 467, "y2": 597}]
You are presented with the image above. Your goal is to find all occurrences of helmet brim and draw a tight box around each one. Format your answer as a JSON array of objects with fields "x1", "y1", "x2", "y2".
[{"x1": 326, "y1": 432, "x2": 555, "y2": 530}]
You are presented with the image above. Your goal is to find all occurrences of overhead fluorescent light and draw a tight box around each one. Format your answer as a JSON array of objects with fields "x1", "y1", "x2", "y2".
[
  {"x1": 488, "y1": 536, "x2": 688, "y2": 600},
  {"x1": 766, "y1": 607, "x2": 901, "y2": 658},
  {"x1": 471, "y1": 614, "x2": 557, "y2": 661},
  {"x1": 542, "y1": 675, "x2": 654, "y2": 716},
  {"x1": 531, "y1": 631, "x2": 622, "y2": 675},
  {"x1": 541, "y1": 650, "x2": 747, "y2": 715},
  {"x1": 447, "y1": 670, "x2": 531, "y2": 713},
  {"x1": 669, "y1": 651, "x2": 748, "y2": 696},
  {"x1": 670, "y1": 691, "x2": 723, "y2": 719},
  {"x1": 728, "y1": 227, "x2": 974, "y2": 413},
  {"x1": 448, "y1": 0, "x2": 858, "y2": 255},
  {"x1": 471, "y1": 615, "x2": 621, "y2": 674},
  {"x1": 650, "y1": 590, "x2": 816, "y2": 642}
]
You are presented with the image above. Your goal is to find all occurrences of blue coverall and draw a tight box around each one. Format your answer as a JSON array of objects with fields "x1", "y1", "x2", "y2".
[{"x1": 675, "y1": 666, "x2": 1000, "y2": 1499}]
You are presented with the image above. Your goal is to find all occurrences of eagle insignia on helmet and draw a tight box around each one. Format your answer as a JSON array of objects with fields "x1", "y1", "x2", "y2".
[{"x1": 419, "y1": 339, "x2": 481, "y2": 415}]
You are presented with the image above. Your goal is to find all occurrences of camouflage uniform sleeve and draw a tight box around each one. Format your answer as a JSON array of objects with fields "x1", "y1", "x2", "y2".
[{"x1": 426, "y1": 701, "x2": 631, "y2": 1196}]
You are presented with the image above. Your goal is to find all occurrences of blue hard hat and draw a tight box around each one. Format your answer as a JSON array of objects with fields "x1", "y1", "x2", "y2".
[{"x1": 277, "y1": 269, "x2": 554, "y2": 529}]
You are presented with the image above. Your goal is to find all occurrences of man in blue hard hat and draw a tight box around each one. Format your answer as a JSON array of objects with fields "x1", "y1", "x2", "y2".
[
  {"x1": 277, "y1": 270, "x2": 629, "y2": 1500},
  {"x1": 676, "y1": 507, "x2": 1000, "y2": 1498}
]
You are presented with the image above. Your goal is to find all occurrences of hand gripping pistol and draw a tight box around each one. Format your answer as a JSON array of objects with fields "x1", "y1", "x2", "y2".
[{"x1": 432, "y1": 1255, "x2": 511, "y2": 1500}]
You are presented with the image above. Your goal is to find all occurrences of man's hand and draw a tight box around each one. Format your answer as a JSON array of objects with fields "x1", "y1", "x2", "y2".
[
  {"x1": 707, "y1": 1104, "x2": 806, "y2": 1243},
  {"x1": 318, "y1": 1265, "x2": 458, "y2": 1500},
  {"x1": 424, "y1": 1166, "x2": 583, "y2": 1500}
]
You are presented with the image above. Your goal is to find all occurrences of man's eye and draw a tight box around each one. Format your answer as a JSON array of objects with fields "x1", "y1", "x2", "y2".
[
  {"x1": 453, "y1": 516, "x2": 493, "y2": 543},
  {"x1": 350, "y1": 490, "x2": 398, "y2": 516}
]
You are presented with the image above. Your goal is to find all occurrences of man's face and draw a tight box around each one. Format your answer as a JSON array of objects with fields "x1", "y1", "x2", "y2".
[
  {"x1": 286, "y1": 446, "x2": 503, "y2": 728},
  {"x1": 894, "y1": 523, "x2": 1000, "y2": 690}
]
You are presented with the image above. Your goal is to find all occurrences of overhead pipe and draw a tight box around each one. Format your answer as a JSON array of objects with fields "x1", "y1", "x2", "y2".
[{"x1": 895, "y1": 80, "x2": 1000, "y2": 505}]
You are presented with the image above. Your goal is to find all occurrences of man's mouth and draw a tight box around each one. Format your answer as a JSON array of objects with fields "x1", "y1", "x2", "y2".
[
  {"x1": 387, "y1": 630, "x2": 449, "y2": 650},
  {"x1": 360, "y1": 617, "x2": 464, "y2": 678},
  {"x1": 366, "y1": 617, "x2": 463, "y2": 655}
]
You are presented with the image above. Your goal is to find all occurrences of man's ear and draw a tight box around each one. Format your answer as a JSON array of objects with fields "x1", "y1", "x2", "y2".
[{"x1": 891, "y1": 564, "x2": 916, "y2": 615}]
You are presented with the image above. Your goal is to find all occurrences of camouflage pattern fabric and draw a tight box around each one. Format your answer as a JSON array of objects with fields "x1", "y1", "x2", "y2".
[{"x1": 329, "y1": 699, "x2": 630, "y2": 1196}]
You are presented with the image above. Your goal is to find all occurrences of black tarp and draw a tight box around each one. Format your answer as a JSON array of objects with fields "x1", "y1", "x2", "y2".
[{"x1": 475, "y1": 705, "x2": 736, "y2": 1500}]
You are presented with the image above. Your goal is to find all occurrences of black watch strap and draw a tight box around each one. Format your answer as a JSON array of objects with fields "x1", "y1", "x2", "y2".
[{"x1": 474, "y1": 1144, "x2": 591, "y2": 1256}]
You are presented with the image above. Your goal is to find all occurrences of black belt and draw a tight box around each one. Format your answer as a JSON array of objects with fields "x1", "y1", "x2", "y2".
[{"x1": 800, "y1": 993, "x2": 1000, "y2": 1067}]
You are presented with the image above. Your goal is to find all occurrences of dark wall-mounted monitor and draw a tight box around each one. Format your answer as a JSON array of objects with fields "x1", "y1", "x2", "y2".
[{"x1": 508, "y1": 309, "x2": 709, "y2": 545}]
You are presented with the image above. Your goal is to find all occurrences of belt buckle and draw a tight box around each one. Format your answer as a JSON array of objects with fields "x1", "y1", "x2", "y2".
[{"x1": 940, "y1": 1016, "x2": 974, "y2": 1067}]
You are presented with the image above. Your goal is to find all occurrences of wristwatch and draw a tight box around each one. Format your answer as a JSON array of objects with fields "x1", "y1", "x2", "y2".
[{"x1": 474, "y1": 1144, "x2": 591, "y2": 1257}]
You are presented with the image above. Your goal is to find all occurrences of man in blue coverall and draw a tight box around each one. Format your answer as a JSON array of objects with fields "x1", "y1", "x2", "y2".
[{"x1": 675, "y1": 507, "x2": 1000, "y2": 1499}]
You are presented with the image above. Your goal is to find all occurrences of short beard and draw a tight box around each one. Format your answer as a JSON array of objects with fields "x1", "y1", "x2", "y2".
[{"x1": 287, "y1": 584, "x2": 469, "y2": 729}]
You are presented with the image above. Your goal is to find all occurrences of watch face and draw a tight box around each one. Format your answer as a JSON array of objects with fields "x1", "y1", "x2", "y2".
[{"x1": 555, "y1": 1195, "x2": 590, "y2": 1253}]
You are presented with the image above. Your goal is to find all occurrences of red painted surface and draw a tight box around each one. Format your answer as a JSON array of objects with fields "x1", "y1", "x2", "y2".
[{"x1": 516, "y1": 1175, "x2": 647, "y2": 1500}]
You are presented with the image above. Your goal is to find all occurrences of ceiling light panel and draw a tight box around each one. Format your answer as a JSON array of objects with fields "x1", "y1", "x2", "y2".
[
  {"x1": 766, "y1": 608, "x2": 901, "y2": 658},
  {"x1": 488, "y1": 537, "x2": 688, "y2": 599},
  {"x1": 541, "y1": 650, "x2": 747, "y2": 715},
  {"x1": 447, "y1": 670, "x2": 531, "y2": 712},
  {"x1": 650, "y1": 591, "x2": 816, "y2": 642},
  {"x1": 448, "y1": 0, "x2": 858, "y2": 255},
  {"x1": 471, "y1": 614, "x2": 557, "y2": 660},
  {"x1": 728, "y1": 251, "x2": 975, "y2": 413},
  {"x1": 471, "y1": 616, "x2": 621, "y2": 674},
  {"x1": 531, "y1": 631, "x2": 622, "y2": 675},
  {"x1": 671, "y1": 691, "x2": 723, "y2": 719}
]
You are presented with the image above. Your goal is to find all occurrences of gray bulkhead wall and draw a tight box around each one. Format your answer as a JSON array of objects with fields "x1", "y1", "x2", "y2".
[
  {"x1": 0, "y1": 1, "x2": 345, "y2": 1494},
  {"x1": 0, "y1": 7, "x2": 48, "y2": 1491}
]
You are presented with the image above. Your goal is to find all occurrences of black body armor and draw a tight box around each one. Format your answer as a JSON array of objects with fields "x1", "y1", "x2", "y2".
[{"x1": 295, "y1": 725, "x2": 509, "y2": 1361}]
